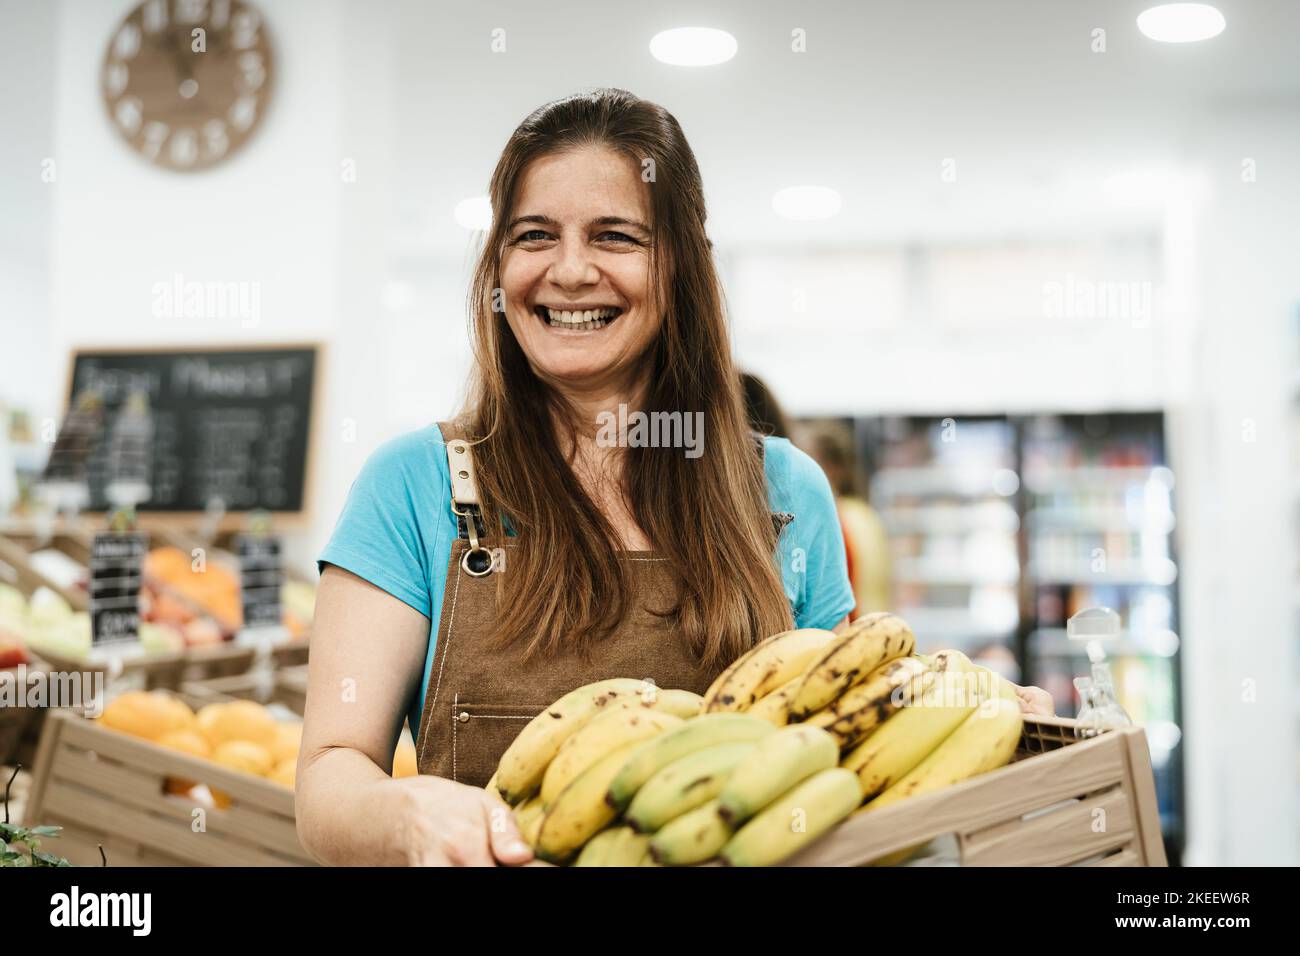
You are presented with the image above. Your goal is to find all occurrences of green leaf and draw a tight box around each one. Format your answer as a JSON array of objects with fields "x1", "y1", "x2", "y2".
[
  {"x1": 32, "y1": 849, "x2": 69, "y2": 867},
  {"x1": 29, "y1": 826, "x2": 62, "y2": 837},
  {"x1": 0, "y1": 822, "x2": 28, "y2": 842}
]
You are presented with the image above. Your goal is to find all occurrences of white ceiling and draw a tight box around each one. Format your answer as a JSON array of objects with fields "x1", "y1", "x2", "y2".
[{"x1": 389, "y1": 0, "x2": 1300, "y2": 252}]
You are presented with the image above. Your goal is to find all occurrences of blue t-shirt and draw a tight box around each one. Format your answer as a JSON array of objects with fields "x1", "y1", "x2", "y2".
[{"x1": 318, "y1": 424, "x2": 854, "y2": 740}]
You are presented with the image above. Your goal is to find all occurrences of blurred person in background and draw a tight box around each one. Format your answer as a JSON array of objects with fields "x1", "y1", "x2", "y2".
[
  {"x1": 739, "y1": 371, "x2": 792, "y2": 439},
  {"x1": 800, "y1": 422, "x2": 894, "y2": 618}
]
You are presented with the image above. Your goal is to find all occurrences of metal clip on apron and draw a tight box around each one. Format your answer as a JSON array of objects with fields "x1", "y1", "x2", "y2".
[{"x1": 446, "y1": 437, "x2": 494, "y2": 577}]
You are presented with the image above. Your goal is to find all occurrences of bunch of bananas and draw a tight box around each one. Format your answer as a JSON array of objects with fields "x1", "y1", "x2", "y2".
[{"x1": 488, "y1": 613, "x2": 1025, "y2": 866}]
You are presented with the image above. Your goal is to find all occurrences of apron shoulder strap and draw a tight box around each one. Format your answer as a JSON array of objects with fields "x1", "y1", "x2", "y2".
[{"x1": 436, "y1": 419, "x2": 480, "y2": 508}]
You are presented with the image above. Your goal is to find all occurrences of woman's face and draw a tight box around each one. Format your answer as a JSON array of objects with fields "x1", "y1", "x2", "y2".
[{"x1": 500, "y1": 145, "x2": 661, "y2": 398}]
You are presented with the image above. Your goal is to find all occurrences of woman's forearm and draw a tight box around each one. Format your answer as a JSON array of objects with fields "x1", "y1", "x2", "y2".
[{"x1": 296, "y1": 746, "x2": 410, "y2": 866}]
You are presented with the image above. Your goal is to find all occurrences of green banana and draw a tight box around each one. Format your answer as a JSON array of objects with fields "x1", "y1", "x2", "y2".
[
  {"x1": 573, "y1": 827, "x2": 624, "y2": 866},
  {"x1": 702, "y1": 628, "x2": 838, "y2": 712},
  {"x1": 626, "y1": 742, "x2": 755, "y2": 832},
  {"x1": 539, "y1": 706, "x2": 681, "y2": 807},
  {"x1": 649, "y1": 798, "x2": 733, "y2": 865},
  {"x1": 605, "y1": 713, "x2": 776, "y2": 812},
  {"x1": 788, "y1": 613, "x2": 915, "y2": 719},
  {"x1": 717, "y1": 724, "x2": 839, "y2": 826},
  {"x1": 721, "y1": 767, "x2": 863, "y2": 866},
  {"x1": 535, "y1": 740, "x2": 643, "y2": 864},
  {"x1": 805, "y1": 655, "x2": 931, "y2": 749},
  {"x1": 494, "y1": 677, "x2": 654, "y2": 803}
]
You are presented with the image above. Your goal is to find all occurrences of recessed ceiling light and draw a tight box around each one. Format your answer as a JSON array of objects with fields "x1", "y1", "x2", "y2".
[
  {"x1": 650, "y1": 27, "x2": 737, "y2": 66},
  {"x1": 1137, "y1": 4, "x2": 1225, "y2": 43},
  {"x1": 772, "y1": 185, "x2": 842, "y2": 221},
  {"x1": 454, "y1": 196, "x2": 492, "y2": 231}
]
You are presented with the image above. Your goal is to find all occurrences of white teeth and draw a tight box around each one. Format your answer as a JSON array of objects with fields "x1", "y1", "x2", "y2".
[{"x1": 541, "y1": 306, "x2": 620, "y2": 324}]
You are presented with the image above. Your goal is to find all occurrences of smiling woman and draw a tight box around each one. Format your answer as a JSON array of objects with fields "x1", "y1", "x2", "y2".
[{"x1": 294, "y1": 89, "x2": 857, "y2": 867}]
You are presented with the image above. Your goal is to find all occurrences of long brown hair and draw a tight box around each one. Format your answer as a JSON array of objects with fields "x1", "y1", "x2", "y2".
[{"x1": 461, "y1": 88, "x2": 792, "y2": 667}]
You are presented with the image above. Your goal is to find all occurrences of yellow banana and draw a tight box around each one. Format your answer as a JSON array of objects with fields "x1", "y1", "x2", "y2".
[
  {"x1": 746, "y1": 675, "x2": 803, "y2": 726},
  {"x1": 606, "y1": 713, "x2": 776, "y2": 812},
  {"x1": 626, "y1": 742, "x2": 755, "y2": 832},
  {"x1": 788, "y1": 613, "x2": 915, "y2": 720},
  {"x1": 648, "y1": 688, "x2": 705, "y2": 718},
  {"x1": 805, "y1": 656, "x2": 931, "y2": 749},
  {"x1": 573, "y1": 827, "x2": 624, "y2": 866},
  {"x1": 540, "y1": 706, "x2": 682, "y2": 808},
  {"x1": 512, "y1": 793, "x2": 545, "y2": 848},
  {"x1": 717, "y1": 725, "x2": 840, "y2": 825},
  {"x1": 721, "y1": 767, "x2": 863, "y2": 867},
  {"x1": 864, "y1": 696, "x2": 1024, "y2": 812},
  {"x1": 600, "y1": 827, "x2": 653, "y2": 867},
  {"x1": 495, "y1": 677, "x2": 655, "y2": 804},
  {"x1": 536, "y1": 740, "x2": 645, "y2": 863},
  {"x1": 702, "y1": 628, "x2": 838, "y2": 712},
  {"x1": 649, "y1": 798, "x2": 732, "y2": 865},
  {"x1": 841, "y1": 658, "x2": 981, "y2": 799}
]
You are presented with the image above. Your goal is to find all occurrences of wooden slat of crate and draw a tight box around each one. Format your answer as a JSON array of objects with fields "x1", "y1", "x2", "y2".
[
  {"x1": 25, "y1": 710, "x2": 313, "y2": 866},
  {"x1": 182, "y1": 666, "x2": 308, "y2": 716},
  {"x1": 46, "y1": 744, "x2": 306, "y2": 860},
  {"x1": 785, "y1": 722, "x2": 1161, "y2": 867},
  {"x1": 960, "y1": 786, "x2": 1135, "y2": 866}
]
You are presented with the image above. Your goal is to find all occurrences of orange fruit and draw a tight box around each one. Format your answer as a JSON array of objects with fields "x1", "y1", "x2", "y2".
[
  {"x1": 393, "y1": 737, "x2": 418, "y2": 778},
  {"x1": 101, "y1": 691, "x2": 195, "y2": 741},
  {"x1": 205, "y1": 700, "x2": 277, "y2": 749},
  {"x1": 269, "y1": 722, "x2": 302, "y2": 764},
  {"x1": 211, "y1": 740, "x2": 274, "y2": 777},
  {"x1": 156, "y1": 729, "x2": 212, "y2": 794},
  {"x1": 268, "y1": 758, "x2": 296, "y2": 789}
]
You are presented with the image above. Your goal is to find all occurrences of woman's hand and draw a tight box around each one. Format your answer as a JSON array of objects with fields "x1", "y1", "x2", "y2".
[
  {"x1": 1010, "y1": 682, "x2": 1055, "y2": 717},
  {"x1": 388, "y1": 774, "x2": 534, "y2": 867}
]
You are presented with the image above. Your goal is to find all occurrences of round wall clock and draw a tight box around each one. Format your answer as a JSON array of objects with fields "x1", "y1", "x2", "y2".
[{"x1": 101, "y1": 0, "x2": 274, "y2": 172}]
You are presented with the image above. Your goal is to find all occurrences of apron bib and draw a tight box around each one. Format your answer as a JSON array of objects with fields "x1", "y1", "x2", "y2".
[{"x1": 414, "y1": 420, "x2": 789, "y2": 785}]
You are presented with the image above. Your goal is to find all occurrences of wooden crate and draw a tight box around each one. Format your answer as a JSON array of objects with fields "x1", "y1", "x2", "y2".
[
  {"x1": 23, "y1": 708, "x2": 314, "y2": 867},
  {"x1": 784, "y1": 715, "x2": 1166, "y2": 866},
  {"x1": 182, "y1": 664, "x2": 309, "y2": 716}
]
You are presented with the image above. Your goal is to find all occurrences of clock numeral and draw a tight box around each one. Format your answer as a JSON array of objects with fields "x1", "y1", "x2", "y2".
[
  {"x1": 115, "y1": 96, "x2": 144, "y2": 135},
  {"x1": 232, "y1": 9, "x2": 260, "y2": 50},
  {"x1": 140, "y1": 120, "x2": 170, "y2": 160},
  {"x1": 104, "y1": 61, "x2": 129, "y2": 98},
  {"x1": 229, "y1": 95, "x2": 257, "y2": 132},
  {"x1": 177, "y1": 0, "x2": 207, "y2": 23},
  {"x1": 203, "y1": 119, "x2": 229, "y2": 159},
  {"x1": 238, "y1": 51, "x2": 265, "y2": 93},
  {"x1": 142, "y1": 0, "x2": 168, "y2": 34},
  {"x1": 170, "y1": 129, "x2": 199, "y2": 167},
  {"x1": 114, "y1": 23, "x2": 142, "y2": 60}
]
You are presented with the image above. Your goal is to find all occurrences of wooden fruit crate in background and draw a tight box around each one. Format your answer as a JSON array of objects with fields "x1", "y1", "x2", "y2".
[
  {"x1": 786, "y1": 715, "x2": 1166, "y2": 866},
  {"x1": 23, "y1": 707, "x2": 313, "y2": 867},
  {"x1": 182, "y1": 664, "x2": 309, "y2": 716}
]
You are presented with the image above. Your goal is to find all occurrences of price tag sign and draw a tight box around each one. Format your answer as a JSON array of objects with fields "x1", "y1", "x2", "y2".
[
  {"x1": 236, "y1": 533, "x2": 283, "y2": 628},
  {"x1": 89, "y1": 531, "x2": 148, "y2": 646}
]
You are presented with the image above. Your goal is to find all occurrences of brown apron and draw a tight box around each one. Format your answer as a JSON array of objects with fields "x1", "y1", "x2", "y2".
[{"x1": 414, "y1": 420, "x2": 790, "y2": 785}]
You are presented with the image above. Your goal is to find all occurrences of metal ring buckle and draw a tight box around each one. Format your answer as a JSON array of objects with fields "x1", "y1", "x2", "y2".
[{"x1": 461, "y1": 546, "x2": 494, "y2": 577}]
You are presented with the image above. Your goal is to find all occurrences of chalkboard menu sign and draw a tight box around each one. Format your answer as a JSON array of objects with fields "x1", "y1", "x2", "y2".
[
  {"x1": 66, "y1": 347, "x2": 317, "y2": 515},
  {"x1": 235, "y1": 533, "x2": 284, "y2": 628},
  {"x1": 90, "y1": 532, "x2": 147, "y2": 646}
]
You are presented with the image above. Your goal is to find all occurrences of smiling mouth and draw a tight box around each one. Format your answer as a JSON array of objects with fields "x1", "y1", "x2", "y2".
[{"x1": 533, "y1": 305, "x2": 623, "y2": 331}]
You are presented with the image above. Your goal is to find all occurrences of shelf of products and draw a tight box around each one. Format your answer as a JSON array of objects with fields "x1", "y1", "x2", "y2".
[{"x1": 799, "y1": 411, "x2": 1185, "y2": 864}]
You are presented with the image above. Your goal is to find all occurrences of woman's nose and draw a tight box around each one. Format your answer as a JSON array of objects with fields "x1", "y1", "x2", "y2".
[{"x1": 547, "y1": 235, "x2": 601, "y2": 289}]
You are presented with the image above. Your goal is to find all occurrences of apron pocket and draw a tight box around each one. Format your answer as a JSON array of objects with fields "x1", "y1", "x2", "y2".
[{"x1": 450, "y1": 702, "x2": 547, "y2": 788}]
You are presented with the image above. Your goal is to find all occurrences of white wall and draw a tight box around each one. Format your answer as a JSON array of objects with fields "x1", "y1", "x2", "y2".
[{"x1": 1170, "y1": 106, "x2": 1300, "y2": 866}]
